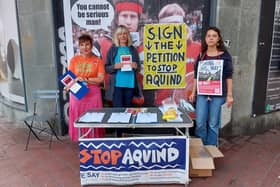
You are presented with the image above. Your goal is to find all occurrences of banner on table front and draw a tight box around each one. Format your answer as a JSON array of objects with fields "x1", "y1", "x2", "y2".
[
  {"x1": 79, "y1": 136, "x2": 188, "y2": 186},
  {"x1": 197, "y1": 59, "x2": 224, "y2": 95}
]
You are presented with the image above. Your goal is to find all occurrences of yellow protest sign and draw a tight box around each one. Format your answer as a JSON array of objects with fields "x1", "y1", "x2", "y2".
[{"x1": 143, "y1": 23, "x2": 187, "y2": 89}]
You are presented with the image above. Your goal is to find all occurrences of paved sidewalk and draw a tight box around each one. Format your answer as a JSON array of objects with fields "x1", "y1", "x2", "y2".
[{"x1": 0, "y1": 116, "x2": 279, "y2": 187}]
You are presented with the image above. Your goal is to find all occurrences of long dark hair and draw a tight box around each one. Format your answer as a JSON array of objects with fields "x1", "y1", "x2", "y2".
[{"x1": 201, "y1": 26, "x2": 227, "y2": 53}]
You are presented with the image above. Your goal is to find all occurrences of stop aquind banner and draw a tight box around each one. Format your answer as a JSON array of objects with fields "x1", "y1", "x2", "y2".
[{"x1": 79, "y1": 136, "x2": 188, "y2": 186}]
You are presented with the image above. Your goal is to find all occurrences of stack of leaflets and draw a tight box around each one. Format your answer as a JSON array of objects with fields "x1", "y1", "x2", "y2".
[
  {"x1": 107, "y1": 112, "x2": 131, "y2": 123},
  {"x1": 135, "y1": 112, "x2": 157, "y2": 123},
  {"x1": 79, "y1": 112, "x2": 105, "y2": 123}
]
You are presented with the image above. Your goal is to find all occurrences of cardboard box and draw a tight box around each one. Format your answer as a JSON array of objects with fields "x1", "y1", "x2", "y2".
[{"x1": 189, "y1": 138, "x2": 224, "y2": 177}]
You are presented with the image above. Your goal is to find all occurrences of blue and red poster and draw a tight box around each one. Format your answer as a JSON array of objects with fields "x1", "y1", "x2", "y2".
[{"x1": 59, "y1": 70, "x2": 89, "y2": 100}]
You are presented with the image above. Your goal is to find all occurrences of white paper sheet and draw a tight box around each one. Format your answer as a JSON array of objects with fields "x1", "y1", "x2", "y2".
[
  {"x1": 121, "y1": 63, "x2": 132, "y2": 71},
  {"x1": 120, "y1": 55, "x2": 132, "y2": 71},
  {"x1": 135, "y1": 113, "x2": 157, "y2": 123},
  {"x1": 107, "y1": 112, "x2": 131, "y2": 123},
  {"x1": 79, "y1": 112, "x2": 105, "y2": 123},
  {"x1": 70, "y1": 82, "x2": 82, "y2": 94}
]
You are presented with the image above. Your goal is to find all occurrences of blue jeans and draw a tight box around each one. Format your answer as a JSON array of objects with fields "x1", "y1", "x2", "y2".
[{"x1": 195, "y1": 95, "x2": 226, "y2": 145}]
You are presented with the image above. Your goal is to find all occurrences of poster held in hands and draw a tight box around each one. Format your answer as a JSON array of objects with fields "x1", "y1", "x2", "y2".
[
  {"x1": 197, "y1": 60, "x2": 224, "y2": 95},
  {"x1": 121, "y1": 55, "x2": 132, "y2": 71}
]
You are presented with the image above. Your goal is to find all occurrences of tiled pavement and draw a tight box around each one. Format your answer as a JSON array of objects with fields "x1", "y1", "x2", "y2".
[{"x1": 0, "y1": 116, "x2": 279, "y2": 187}]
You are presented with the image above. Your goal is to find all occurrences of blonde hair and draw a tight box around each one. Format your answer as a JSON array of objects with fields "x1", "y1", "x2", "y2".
[
  {"x1": 112, "y1": 25, "x2": 133, "y2": 46},
  {"x1": 158, "y1": 3, "x2": 192, "y2": 40}
]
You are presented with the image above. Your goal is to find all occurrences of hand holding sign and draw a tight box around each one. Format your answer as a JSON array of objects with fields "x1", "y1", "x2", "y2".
[{"x1": 121, "y1": 55, "x2": 132, "y2": 71}]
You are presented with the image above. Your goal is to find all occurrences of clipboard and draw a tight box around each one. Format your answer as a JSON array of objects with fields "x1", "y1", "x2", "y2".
[{"x1": 59, "y1": 70, "x2": 89, "y2": 100}]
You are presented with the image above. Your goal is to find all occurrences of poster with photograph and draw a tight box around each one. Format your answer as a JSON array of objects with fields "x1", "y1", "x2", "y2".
[
  {"x1": 62, "y1": 0, "x2": 208, "y2": 106},
  {"x1": 0, "y1": 0, "x2": 26, "y2": 108},
  {"x1": 197, "y1": 59, "x2": 223, "y2": 96}
]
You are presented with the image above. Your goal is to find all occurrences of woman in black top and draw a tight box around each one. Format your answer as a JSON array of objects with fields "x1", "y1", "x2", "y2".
[{"x1": 189, "y1": 27, "x2": 233, "y2": 145}]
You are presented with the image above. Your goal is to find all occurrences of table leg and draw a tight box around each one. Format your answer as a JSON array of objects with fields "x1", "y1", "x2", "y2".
[
  {"x1": 185, "y1": 127, "x2": 190, "y2": 186},
  {"x1": 78, "y1": 127, "x2": 81, "y2": 140}
]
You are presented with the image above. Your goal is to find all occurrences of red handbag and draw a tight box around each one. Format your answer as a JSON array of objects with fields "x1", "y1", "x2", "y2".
[{"x1": 132, "y1": 95, "x2": 144, "y2": 105}]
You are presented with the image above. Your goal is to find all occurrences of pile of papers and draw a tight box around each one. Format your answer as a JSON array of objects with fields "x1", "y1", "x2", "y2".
[
  {"x1": 79, "y1": 112, "x2": 105, "y2": 123},
  {"x1": 107, "y1": 112, "x2": 131, "y2": 123},
  {"x1": 135, "y1": 112, "x2": 157, "y2": 123}
]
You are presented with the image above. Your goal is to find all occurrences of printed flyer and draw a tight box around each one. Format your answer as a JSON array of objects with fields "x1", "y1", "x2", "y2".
[{"x1": 197, "y1": 59, "x2": 223, "y2": 95}]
